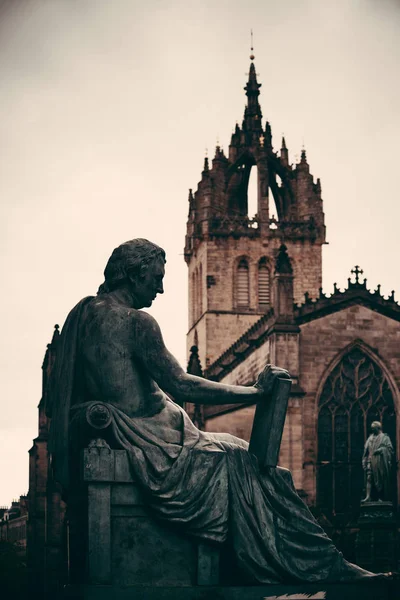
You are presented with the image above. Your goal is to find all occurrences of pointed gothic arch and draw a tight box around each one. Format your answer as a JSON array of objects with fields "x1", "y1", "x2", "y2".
[
  {"x1": 316, "y1": 341, "x2": 397, "y2": 524},
  {"x1": 226, "y1": 152, "x2": 294, "y2": 224},
  {"x1": 227, "y1": 152, "x2": 256, "y2": 218}
]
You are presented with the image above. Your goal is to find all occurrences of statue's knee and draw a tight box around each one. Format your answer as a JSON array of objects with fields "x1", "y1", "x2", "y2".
[{"x1": 276, "y1": 466, "x2": 294, "y2": 485}]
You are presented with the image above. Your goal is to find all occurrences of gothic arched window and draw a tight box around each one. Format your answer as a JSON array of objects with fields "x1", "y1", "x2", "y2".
[
  {"x1": 236, "y1": 258, "x2": 250, "y2": 308},
  {"x1": 258, "y1": 258, "x2": 270, "y2": 309},
  {"x1": 317, "y1": 346, "x2": 396, "y2": 524}
]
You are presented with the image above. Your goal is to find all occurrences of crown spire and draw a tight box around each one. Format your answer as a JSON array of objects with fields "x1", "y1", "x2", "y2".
[{"x1": 243, "y1": 32, "x2": 262, "y2": 133}]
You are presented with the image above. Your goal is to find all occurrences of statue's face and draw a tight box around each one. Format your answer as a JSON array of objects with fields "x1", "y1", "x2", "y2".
[
  {"x1": 371, "y1": 422, "x2": 381, "y2": 435},
  {"x1": 131, "y1": 256, "x2": 165, "y2": 308}
]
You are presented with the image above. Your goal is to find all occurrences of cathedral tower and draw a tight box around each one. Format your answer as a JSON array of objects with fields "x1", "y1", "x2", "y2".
[{"x1": 185, "y1": 56, "x2": 325, "y2": 369}]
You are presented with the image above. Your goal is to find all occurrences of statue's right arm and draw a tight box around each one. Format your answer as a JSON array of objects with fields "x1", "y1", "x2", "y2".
[{"x1": 131, "y1": 311, "x2": 277, "y2": 406}]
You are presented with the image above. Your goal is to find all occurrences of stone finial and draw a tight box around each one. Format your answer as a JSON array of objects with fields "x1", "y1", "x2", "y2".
[
  {"x1": 187, "y1": 345, "x2": 203, "y2": 377},
  {"x1": 214, "y1": 145, "x2": 225, "y2": 160},
  {"x1": 275, "y1": 244, "x2": 293, "y2": 274},
  {"x1": 188, "y1": 189, "x2": 195, "y2": 214},
  {"x1": 280, "y1": 136, "x2": 289, "y2": 164},
  {"x1": 51, "y1": 324, "x2": 60, "y2": 345}
]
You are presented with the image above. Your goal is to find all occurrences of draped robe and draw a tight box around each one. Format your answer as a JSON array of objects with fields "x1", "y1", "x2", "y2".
[{"x1": 47, "y1": 299, "x2": 379, "y2": 584}]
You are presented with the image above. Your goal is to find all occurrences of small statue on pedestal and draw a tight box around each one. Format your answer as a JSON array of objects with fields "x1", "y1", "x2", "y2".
[{"x1": 362, "y1": 421, "x2": 393, "y2": 503}]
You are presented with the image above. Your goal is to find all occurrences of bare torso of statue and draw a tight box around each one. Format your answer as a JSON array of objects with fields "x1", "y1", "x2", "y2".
[{"x1": 80, "y1": 296, "x2": 166, "y2": 418}]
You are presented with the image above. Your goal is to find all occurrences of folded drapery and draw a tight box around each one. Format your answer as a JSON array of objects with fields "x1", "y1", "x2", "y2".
[{"x1": 71, "y1": 396, "x2": 377, "y2": 584}]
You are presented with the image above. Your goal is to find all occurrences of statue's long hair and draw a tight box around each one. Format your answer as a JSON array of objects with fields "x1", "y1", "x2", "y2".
[{"x1": 97, "y1": 239, "x2": 166, "y2": 294}]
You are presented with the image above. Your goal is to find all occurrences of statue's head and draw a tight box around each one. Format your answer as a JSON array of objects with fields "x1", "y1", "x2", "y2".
[
  {"x1": 98, "y1": 239, "x2": 166, "y2": 308},
  {"x1": 371, "y1": 421, "x2": 382, "y2": 434}
]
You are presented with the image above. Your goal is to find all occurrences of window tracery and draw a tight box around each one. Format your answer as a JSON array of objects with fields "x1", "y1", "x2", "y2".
[{"x1": 317, "y1": 346, "x2": 396, "y2": 523}]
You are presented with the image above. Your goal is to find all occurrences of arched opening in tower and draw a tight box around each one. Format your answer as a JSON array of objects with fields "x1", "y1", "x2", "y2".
[
  {"x1": 247, "y1": 166, "x2": 258, "y2": 222},
  {"x1": 269, "y1": 173, "x2": 282, "y2": 229}
]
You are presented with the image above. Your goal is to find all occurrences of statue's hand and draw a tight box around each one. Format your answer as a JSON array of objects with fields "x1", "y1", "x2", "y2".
[{"x1": 255, "y1": 364, "x2": 290, "y2": 397}]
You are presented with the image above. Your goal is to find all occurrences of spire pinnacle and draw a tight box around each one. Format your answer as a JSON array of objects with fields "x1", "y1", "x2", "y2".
[
  {"x1": 280, "y1": 136, "x2": 289, "y2": 164},
  {"x1": 51, "y1": 324, "x2": 60, "y2": 345},
  {"x1": 243, "y1": 48, "x2": 262, "y2": 132},
  {"x1": 275, "y1": 245, "x2": 293, "y2": 274},
  {"x1": 187, "y1": 345, "x2": 203, "y2": 377}
]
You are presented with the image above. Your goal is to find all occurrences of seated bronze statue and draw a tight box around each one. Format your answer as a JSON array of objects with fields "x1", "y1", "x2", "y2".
[{"x1": 47, "y1": 238, "x2": 381, "y2": 584}]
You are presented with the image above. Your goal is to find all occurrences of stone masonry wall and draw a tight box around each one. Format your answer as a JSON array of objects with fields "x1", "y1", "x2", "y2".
[
  {"x1": 187, "y1": 234, "x2": 322, "y2": 367},
  {"x1": 219, "y1": 341, "x2": 270, "y2": 386}
]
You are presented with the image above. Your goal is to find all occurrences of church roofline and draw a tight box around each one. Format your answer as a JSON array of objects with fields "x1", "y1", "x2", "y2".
[
  {"x1": 295, "y1": 276, "x2": 400, "y2": 325},
  {"x1": 204, "y1": 270, "x2": 399, "y2": 383}
]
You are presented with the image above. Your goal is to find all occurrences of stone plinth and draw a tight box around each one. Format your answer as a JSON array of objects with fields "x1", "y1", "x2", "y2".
[
  {"x1": 78, "y1": 442, "x2": 219, "y2": 588},
  {"x1": 356, "y1": 502, "x2": 398, "y2": 573}
]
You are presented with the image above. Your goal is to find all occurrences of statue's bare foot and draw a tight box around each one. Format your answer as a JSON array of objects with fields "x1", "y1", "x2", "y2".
[{"x1": 361, "y1": 496, "x2": 371, "y2": 503}]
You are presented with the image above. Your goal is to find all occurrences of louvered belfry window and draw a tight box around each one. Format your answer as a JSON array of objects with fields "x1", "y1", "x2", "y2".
[
  {"x1": 237, "y1": 258, "x2": 249, "y2": 307},
  {"x1": 317, "y1": 346, "x2": 396, "y2": 523},
  {"x1": 258, "y1": 258, "x2": 270, "y2": 308}
]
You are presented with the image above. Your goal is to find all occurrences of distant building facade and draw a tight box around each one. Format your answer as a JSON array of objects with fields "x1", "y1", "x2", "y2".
[
  {"x1": 184, "y1": 57, "x2": 400, "y2": 561},
  {"x1": 27, "y1": 325, "x2": 66, "y2": 595},
  {"x1": 0, "y1": 496, "x2": 28, "y2": 555}
]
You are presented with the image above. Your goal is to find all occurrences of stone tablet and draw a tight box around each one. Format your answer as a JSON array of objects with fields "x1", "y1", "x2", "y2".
[{"x1": 249, "y1": 377, "x2": 292, "y2": 468}]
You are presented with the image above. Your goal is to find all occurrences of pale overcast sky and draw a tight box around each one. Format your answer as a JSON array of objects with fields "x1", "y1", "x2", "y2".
[{"x1": 0, "y1": 0, "x2": 399, "y2": 505}]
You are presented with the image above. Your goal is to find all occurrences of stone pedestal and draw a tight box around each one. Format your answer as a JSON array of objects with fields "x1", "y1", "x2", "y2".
[
  {"x1": 73, "y1": 442, "x2": 219, "y2": 589},
  {"x1": 356, "y1": 502, "x2": 397, "y2": 573}
]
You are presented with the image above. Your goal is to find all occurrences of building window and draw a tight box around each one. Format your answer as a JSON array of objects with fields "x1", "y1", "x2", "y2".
[
  {"x1": 236, "y1": 258, "x2": 250, "y2": 307},
  {"x1": 191, "y1": 272, "x2": 195, "y2": 324},
  {"x1": 317, "y1": 346, "x2": 396, "y2": 525},
  {"x1": 198, "y1": 263, "x2": 203, "y2": 318},
  {"x1": 258, "y1": 258, "x2": 270, "y2": 308}
]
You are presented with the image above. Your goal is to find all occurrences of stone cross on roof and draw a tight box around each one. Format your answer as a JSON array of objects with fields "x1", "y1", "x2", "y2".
[{"x1": 351, "y1": 265, "x2": 364, "y2": 284}]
